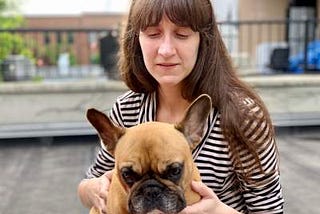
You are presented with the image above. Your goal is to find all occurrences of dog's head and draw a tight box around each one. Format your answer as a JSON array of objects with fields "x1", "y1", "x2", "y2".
[{"x1": 87, "y1": 94, "x2": 212, "y2": 214}]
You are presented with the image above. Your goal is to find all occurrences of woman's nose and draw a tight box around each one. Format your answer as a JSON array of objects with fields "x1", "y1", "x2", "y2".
[{"x1": 158, "y1": 36, "x2": 176, "y2": 57}]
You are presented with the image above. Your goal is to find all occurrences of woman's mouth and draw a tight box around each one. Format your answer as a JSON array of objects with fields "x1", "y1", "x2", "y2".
[{"x1": 157, "y1": 63, "x2": 179, "y2": 67}]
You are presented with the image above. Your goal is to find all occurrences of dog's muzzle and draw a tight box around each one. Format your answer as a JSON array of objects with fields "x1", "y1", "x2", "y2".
[{"x1": 128, "y1": 179, "x2": 186, "y2": 214}]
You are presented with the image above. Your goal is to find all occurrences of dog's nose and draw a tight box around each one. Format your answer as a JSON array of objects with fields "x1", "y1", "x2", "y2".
[{"x1": 144, "y1": 185, "x2": 162, "y2": 200}]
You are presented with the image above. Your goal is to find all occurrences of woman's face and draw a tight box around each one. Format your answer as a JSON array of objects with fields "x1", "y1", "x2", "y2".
[{"x1": 139, "y1": 16, "x2": 200, "y2": 88}]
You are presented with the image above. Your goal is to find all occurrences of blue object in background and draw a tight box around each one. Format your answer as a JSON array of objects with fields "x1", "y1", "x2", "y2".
[{"x1": 289, "y1": 40, "x2": 320, "y2": 73}]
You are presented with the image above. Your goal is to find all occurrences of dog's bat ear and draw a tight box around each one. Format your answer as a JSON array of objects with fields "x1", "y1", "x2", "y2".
[
  {"x1": 86, "y1": 108, "x2": 125, "y2": 154},
  {"x1": 175, "y1": 94, "x2": 212, "y2": 151}
]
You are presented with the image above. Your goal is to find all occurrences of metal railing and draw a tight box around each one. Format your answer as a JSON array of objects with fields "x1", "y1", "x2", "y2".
[
  {"x1": 0, "y1": 19, "x2": 320, "y2": 81},
  {"x1": 218, "y1": 19, "x2": 320, "y2": 75},
  {"x1": 0, "y1": 28, "x2": 119, "y2": 80}
]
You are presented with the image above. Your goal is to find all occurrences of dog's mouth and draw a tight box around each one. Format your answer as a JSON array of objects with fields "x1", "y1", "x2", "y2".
[
  {"x1": 129, "y1": 193, "x2": 186, "y2": 214},
  {"x1": 146, "y1": 210, "x2": 165, "y2": 214},
  {"x1": 128, "y1": 179, "x2": 186, "y2": 214}
]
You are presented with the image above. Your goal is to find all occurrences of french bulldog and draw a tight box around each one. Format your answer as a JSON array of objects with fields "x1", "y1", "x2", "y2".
[{"x1": 87, "y1": 94, "x2": 212, "y2": 214}]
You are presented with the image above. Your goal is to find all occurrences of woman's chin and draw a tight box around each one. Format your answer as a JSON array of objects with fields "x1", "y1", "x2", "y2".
[{"x1": 156, "y1": 77, "x2": 184, "y2": 88}]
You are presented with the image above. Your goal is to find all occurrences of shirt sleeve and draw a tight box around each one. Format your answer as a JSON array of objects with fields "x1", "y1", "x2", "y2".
[
  {"x1": 85, "y1": 141, "x2": 115, "y2": 178},
  {"x1": 235, "y1": 98, "x2": 284, "y2": 213}
]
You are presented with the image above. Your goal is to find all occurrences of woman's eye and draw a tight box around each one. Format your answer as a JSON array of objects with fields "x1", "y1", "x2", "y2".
[
  {"x1": 143, "y1": 28, "x2": 161, "y2": 38},
  {"x1": 176, "y1": 33, "x2": 189, "y2": 39},
  {"x1": 147, "y1": 33, "x2": 160, "y2": 38}
]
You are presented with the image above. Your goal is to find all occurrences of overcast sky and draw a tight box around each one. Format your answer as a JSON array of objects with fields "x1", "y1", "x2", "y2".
[{"x1": 20, "y1": 0, "x2": 130, "y2": 15}]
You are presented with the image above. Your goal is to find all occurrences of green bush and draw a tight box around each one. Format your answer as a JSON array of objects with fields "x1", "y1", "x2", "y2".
[
  {"x1": 0, "y1": 1, "x2": 33, "y2": 64},
  {"x1": 0, "y1": 32, "x2": 33, "y2": 61}
]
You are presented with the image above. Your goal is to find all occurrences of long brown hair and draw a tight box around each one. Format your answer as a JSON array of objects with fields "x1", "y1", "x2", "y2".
[{"x1": 118, "y1": 0, "x2": 278, "y2": 182}]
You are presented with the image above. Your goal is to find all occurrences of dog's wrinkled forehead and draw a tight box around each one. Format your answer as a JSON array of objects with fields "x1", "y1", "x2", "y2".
[{"x1": 115, "y1": 122, "x2": 190, "y2": 172}]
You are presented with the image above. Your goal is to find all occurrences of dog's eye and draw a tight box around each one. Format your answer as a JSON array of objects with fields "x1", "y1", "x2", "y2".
[
  {"x1": 121, "y1": 167, "x2": 140, "y2": 187},
  {"x1": 163, "y1": 163, "x2": 184, "y2": 183},
  {"x1": 169, "y1": 166, "x2": 182, "y2": 176}
]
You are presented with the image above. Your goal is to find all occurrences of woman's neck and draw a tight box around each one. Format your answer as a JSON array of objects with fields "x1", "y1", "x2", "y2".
[{"x1": 156, "y1": 86, "x2": 190, "y2": 124}]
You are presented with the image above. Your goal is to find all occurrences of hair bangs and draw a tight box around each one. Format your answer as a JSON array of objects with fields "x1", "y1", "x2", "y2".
[
  {"x1": 131, "y1": 0, "x2": 213, "y2": 32},
  {"x1": 164, "y1": 0, "x2": 209, "y2": 31},
  {"x1": 131, "y1": 0, "x2": 164, "y2": 32}
]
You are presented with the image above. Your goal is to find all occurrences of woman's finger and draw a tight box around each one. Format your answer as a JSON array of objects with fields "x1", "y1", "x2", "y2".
[{"x1": 191, "y1": 181, "x2": 215, "y2": 199}]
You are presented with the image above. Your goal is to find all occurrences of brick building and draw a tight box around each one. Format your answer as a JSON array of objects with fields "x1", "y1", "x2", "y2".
[
  {"x1": 23, "y1": 12, "x2": 125, "y2": 65},
  {"x1": 24, "y1": 12, "x2": 125, "y2": 29}
]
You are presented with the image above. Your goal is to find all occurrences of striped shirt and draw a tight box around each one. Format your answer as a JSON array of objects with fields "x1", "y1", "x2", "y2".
[{"x1": 86, "y1": 91, "x2": 284, "y2": 213}]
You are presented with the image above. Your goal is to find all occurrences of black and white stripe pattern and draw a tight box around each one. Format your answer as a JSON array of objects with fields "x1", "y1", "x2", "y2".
[{"x1": 85, "y1": 91, "x2": 284, "y2": 213}]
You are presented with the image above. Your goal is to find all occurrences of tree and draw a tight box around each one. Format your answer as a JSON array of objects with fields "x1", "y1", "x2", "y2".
[
  {"x1": 0, "y1": 0, "x2": 32, "y2": 63},
  {"x1": 0, "y1": 0, "x2": 24, "y2": 28},
  {"x1": 0, "y1": 0, "x2": 6, "y2": 11}
]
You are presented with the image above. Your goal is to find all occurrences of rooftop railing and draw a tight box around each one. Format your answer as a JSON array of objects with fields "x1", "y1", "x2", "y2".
[
  {"x1": 218, "y1": 19, "x2": 319, "y2": 75},
  {"x1": 0, "y1": 28, "x2": 118, "y2": 81},
  {"x1": 0, "y1": 19, "x2": 319, "y2": 81}
]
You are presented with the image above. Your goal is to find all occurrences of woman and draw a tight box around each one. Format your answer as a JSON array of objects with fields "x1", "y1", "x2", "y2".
[{"x1": 78, "y1": 0, "x2": 284, "y2": 213}]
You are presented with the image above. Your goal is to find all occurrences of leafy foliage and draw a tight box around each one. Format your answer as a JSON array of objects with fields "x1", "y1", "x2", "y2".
[
  {"x1": 0, "y1": 33, "x2": 33, "y2": 60},
  {"x1": 0, "y1": 0, "x2": 32, "y2": 63}
]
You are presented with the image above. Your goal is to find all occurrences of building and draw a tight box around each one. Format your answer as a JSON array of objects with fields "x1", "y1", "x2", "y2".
[
  {"x1": 17, "y1": 0, "x2": 320, "y2": 73},
  {"x1": 218, "y1": 0, "x2": 320, "y2": 73},
  {"x1": 22, "y1": 13, "x2": 125, "y2": 65}
]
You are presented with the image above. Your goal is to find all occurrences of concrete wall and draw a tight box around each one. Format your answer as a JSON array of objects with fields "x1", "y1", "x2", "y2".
[
  {"x1": 0, "y1": 80, "x2": 127, "y2": 124},
  {"x1": 0, "y1": 80, "x2": 128, "y2": 138},
  {"x1": 244, "y1": 75, "x2": 320, "y2": 114},
  {"x1": 1, "y1": 76, "x2": 320, "y2": 138}
]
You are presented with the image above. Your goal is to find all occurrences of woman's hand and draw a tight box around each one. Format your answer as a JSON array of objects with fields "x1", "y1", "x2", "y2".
[
  {"x1": 78, "y1": 170, "x2": 113, "y2": 213},
  {"x1": 179, "y1": 181, "x2": 222, "y2": 214},
  {"x1": 180, "y1": 181, "x2": 240, "y2": 214}
]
